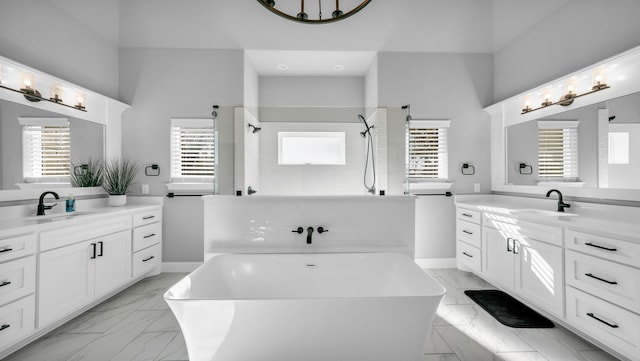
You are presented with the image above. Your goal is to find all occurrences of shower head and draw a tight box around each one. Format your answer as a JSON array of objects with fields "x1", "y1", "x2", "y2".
[
  {"x1": 211, "y1": 105, "x2": 219, "y2": 120},
  {"x1": 358, "y1": 114, "x2": 373, "y2": 137},
  {"x1": 248, "y1": 123, "x2": 261, "y2": 134}
]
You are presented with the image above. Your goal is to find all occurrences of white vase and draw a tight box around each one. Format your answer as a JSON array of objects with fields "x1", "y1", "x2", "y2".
[{"x1": 108, "y1": 194, "x2": 127, "y2": 206}]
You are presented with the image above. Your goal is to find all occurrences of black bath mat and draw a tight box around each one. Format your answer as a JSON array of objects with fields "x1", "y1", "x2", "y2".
[{"x1": 464, "y1": 290, "x2": 554, "y2": 328}]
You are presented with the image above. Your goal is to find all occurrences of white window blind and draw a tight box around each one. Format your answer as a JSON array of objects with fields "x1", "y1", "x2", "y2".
[
  {"x1": 407, "y1": 120, "x2": 450, "y2": 180},
  {"x1": 20, "y1": 117, "x2": 70, "y2": 180},
  {"x1": 538, "y1": 120, "x2": 579, "y2": 180},
  {"x1": 170, "y1": 118, "x2": 215, "y2": 182}
]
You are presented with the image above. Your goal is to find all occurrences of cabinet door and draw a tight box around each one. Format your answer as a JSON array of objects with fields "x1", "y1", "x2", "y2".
[
  {"x1": 39, "y1": 241, "x2": 95, "y2": 327},
  {"x1": 514, "y1": 238, "x2": 564, "y2": 318},
  {"x1": 482, "y1": 227, "x2": 514, "y2": 289},
  {"x1": 94, "y1": 231, "x2": 132, "y2": 298}
]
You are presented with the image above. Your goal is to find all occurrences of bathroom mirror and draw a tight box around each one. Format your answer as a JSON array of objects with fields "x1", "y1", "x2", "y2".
[
  {"x1": 506, "y1": 92, "x2": 640, "y2": 190},
  {"x1": 0, "y1": 99, "x2": 104, "y2": 191}
]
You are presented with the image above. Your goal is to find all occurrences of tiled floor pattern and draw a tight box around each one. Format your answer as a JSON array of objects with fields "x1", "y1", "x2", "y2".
[{"x1": 3, "y1": 269, "x2": 621, "y2": 361}]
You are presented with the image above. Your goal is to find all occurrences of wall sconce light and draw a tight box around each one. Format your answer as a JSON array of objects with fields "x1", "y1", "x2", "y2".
[
  {"x1": 248, "y1": 123, "x2": 261, "y2": 134},
  {"x1": 74, "y1": 92, "x2": 86, "y2": 110},
  {"x1": 521, "y1": 70, "x2": 610, "y2": 115},
  {"x1": 20, "y1": 72, "x2": 41, "y2": 102},
  {"x1": 0, "y1": 61, "x2": 88, "y2": 112},
  {"x1": 461, "y1": 163, "x2": 475, "y2": 175},
  {"x1": 519, "y1": 163, "x2": 533, "y2": 175}
]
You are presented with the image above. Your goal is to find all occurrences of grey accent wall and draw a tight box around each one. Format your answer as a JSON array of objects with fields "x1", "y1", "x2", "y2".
[
  {"x1": 119, "y1": 48, "x2": 244, "y2": 262},
  {"x1": 0, "y1": 1, "x2": 119, "y2": 99},
  {"x1": 376, "y1": 52, "x2": 493, "y2": 259},
  {"x1": 494, "y1": 0, "x2": 640, "y2": 102}
]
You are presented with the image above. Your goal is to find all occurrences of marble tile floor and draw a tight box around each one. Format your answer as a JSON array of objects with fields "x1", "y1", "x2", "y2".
[{"x1": 3, "y1": 269, "x2": 622, "y2": 361}]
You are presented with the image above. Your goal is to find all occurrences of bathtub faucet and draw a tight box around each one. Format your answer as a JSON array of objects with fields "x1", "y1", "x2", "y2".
[{"x1": 306, "y1": 227, "x2": 314, "y2": 244}]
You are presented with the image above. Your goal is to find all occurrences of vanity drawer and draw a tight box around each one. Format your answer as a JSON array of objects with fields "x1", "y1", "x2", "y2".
[
  {"x1": 456, "y1": 241, "x2": 481, "y2": 274},
  {"x1": 40, "y1": 215, "x2": 131, "y2": 252},
  {"x1": 132, "y1": 243, "x2": 161, "y2": 278},
  {"x1": 0, "y1": 294, "x2": 35, "y2": 351},
  {"x1": 132, "y1": 222, "x2": 162, "y2": 252},
  {"x1": 0, "y1": 233, "x2": 36, "y2": 263},
  {"x1": 514, "y1": 220, "x2": 563, "y2": 247},
  {"x1": 0, "y1": 256, "x2": 35, "y2": 307},
  {"x1": 566, "y1": 250, "x2": 640, "y2": 314},
  {"x1": 565, "y1": 229, "x2": 640, "y2": 268},
  {"x1": 133, "y1": 209, "x2": 162, "y2": 228},
  {"x1": 566, "y1": 286, "x2": 639, "y2": 360},
  {"x1": 456, "y1": 220, "x2": 481, "y2": 248},
  {"x1": 456, "y1": 208, "x2": 481, "y2": 224}
]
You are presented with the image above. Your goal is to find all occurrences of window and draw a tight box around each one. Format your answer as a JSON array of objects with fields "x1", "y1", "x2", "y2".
[
  {"x1": 538, "y1": 120, "x2": 579, "y2": 180},
  {"x1": 20, "y1": 117, "x2": 70, "y2": 182},
  {"x1": 278, "y1": 132, "x2": 346, "y2": 165},
  {"x1": 407, "y1": 120, "x2": 450, "y2": 181},
  {"x1": 170, "y1": 118, "x2": 215, "y2": 183},
  {"x1": 608, "y1": 132, "x2": 629, "y2": 164}
]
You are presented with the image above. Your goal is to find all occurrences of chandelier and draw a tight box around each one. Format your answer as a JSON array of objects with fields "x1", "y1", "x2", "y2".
[{"x1": 257, "y1": 0, "x2": 372, "y2": 24}]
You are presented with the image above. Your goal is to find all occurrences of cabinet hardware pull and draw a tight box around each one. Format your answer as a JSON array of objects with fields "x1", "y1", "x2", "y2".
[
  {"x1": 586, "y1": 312, "x2": 619, "y2": 328},
  {"x1": 0, "y1": 248, "x2": 13, "y2": 253},
  {"x1": 98, "y1": 241, "x2": 104, "y2": 257},
  {"x1": 0, "y1": 324, "x2": 10, "y2": 332},
  {"x1": 0, "y1": 281, "x2": 11, "y2": 287},
  {"x1": 585, "y1": 273, "x2": 618, "y2": 285},
  {"x1": 584, "y1": 242, "x2": 617, "y2": 252},
  {"x1": 142, "y1": 215, "x2": 155, "y2": 220},
  {"x1": 90, "y1": 243, "x2": 96, "y2": 259},
  {"x1": 143, "y1": 233, "x2": 156, "y2": 239},
  {"x1": 142, "y1": 256, "x2": 155, "y2": 262},
  {"x1": 462, "y1": 252, "x2": 473, "y2": 258},
  {"x1": 462, "y1": 230, "x2": 473, "y2": 235},
  {"x1": 506, "y1": 238, "x2": 513, "y2": 252},
  {"x1": 461, "y1": 213, "x2": 473, "y2": 217}
]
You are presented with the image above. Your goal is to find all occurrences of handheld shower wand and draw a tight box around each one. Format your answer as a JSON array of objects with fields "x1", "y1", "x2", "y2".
[
  {"x1": 359, "y1": 114, "x2": 376, "y2": 194},
  {"x1": 358, "y1": 114, "x2": 374, "y2": 137}
]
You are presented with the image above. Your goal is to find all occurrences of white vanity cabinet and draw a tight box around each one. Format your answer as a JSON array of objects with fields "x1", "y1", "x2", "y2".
[
  {"x1": 38, "y1": 215, "x2": 132, "y2": 328},
  {"x1": 131, "y1": 209, "x2": 162, "y2": 278},
  {"x1": 455, "y1": 207, "x2": 482, "y2": 273},
  {"x1": 0, "y1": 232, "x2": 36, "y2": 351},
  {"x1": 477, "y1": 212, "x2": 565, "y2": 318},
  {"x1": 564, "y1": 229, "x2": 640, "y2": 360}
]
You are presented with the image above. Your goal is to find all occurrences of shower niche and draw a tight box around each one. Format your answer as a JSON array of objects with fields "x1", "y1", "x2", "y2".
[{"x1": 233, "y1": 106, "x2": 388, "y2": 196}]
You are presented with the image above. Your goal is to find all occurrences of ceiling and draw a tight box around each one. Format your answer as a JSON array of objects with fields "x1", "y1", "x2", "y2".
[{"x1": 48, "y1": 0, "x2": 571, "y2": 75}]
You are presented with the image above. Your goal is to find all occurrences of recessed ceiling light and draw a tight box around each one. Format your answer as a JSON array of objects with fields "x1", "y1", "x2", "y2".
[
  {"x1": 334, "y1": 64, "x2": 345, "y2": 71},
  {"x1": 276, "y1": 63, "x2": 288, "y2": 71}
]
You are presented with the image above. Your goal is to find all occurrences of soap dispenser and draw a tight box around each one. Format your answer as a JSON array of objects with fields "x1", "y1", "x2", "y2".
[{"x1": 66, "y1": 194, "x2": 76, "y2": 213}]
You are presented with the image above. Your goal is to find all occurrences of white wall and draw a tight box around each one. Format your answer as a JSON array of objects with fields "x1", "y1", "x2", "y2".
[
  {"x1": 259, "y1": 76, "x2": 364, "y2": 107},
  {"x1": 494, "y1": 0, "x2": 640, "y2": 102},
  {"x1": 364, "y1": 57, "x2": 379, "y2": 109},
  {"x1": 0, "y1": 1, "x2": 119, "y2": 99},
  {"x1": 119, "y1": 48, "x2": 244, "y2": 262},
  {"x1": 376, "y1": 52, "x2": 493, "y2": 260}
]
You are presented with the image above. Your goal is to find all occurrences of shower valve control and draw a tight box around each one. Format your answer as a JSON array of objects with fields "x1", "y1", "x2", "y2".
[
  {"x1": 317, "y1": 227, "x2": 328, "y2": 234},
  {"x1": 292, "y1": 227, "x2": 304, "y2": 234}
]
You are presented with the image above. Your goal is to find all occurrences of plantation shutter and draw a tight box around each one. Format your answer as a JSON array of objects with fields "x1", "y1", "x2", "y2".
[
  {"x1": 170, "y1": 118, "x2": 215, "y2": 182},
  {"x1": 408, "y1": 120, "x2": 450, "y2": 180},
  {"x1": 20, "y1": 117, "x2": 70, "y2": 181},
  {"x1": 538, "y1": 120, "x2": 579, "y2": 180}
]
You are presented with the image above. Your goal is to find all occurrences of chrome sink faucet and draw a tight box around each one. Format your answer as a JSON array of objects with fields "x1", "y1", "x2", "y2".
[
  {"x1": 545, "y1": 189, "x2": 571, "y2": 212},
  {"x1": 37, "y1": 191, "x2": 60, "y2": 216}
]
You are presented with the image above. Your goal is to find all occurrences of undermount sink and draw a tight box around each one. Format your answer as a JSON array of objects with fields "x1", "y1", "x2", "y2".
[
  {"x1": 512, "y1": 208, "x2": 579, "y2": 217},
  {"x1": 22, "y1": 211, "x2": 96, "y2": 222}
]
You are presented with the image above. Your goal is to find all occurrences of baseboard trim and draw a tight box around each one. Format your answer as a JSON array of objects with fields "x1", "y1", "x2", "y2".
[
  {"x1": 415, "y1": 258, "x2": 457, "y2": 269},
  {"x1": 162, "y1": 262, "x2": 202, "y2": 273}
]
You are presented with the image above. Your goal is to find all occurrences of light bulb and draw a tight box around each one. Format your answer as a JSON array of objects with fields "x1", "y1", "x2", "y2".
[
  {"x1": 24, "y1": 79, "x2": 31, "y2": 88},
  {"x1": 595, "y1": 74, "x2": 603, "y2": 83},
  {"x1": 567, "y1": 85, "x2": 574, "y2": 94}
]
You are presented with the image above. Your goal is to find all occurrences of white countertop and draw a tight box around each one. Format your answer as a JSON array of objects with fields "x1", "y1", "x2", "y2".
[{"x1": 455, "y1": 194, "x2": 640, "y2": 241}]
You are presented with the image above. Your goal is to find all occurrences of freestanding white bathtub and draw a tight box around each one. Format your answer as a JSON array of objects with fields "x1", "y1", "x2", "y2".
[{"x1": 165, "y1": 252, "x2": 445, "y2": 361}]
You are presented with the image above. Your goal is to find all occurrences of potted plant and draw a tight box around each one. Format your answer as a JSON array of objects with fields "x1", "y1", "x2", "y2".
[
  {"x1": 70, "y1": 158, "x2": 104, "y2": 187},
  {"x1": 102, "y1": 158, "x2": 139, "y2": 206}
]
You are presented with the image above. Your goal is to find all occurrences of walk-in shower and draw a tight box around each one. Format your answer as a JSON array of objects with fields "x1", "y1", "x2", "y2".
[{"x1": 358, "y1": 114, "x2": 376, "y2": 194}]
